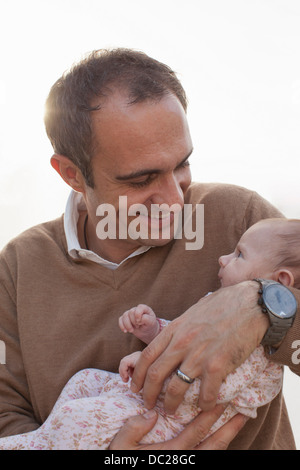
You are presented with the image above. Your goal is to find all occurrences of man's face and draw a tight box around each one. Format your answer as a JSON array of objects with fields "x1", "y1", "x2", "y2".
[{"x1": 83, "y1": 91, "x2": 193, "y2": 257}]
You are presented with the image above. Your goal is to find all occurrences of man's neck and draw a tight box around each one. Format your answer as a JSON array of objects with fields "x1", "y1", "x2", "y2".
[{"x1": 77, "y1": 211, "x2": 149, "y2": 264}]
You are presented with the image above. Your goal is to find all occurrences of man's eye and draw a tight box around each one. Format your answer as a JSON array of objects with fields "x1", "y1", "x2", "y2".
[
  {"x1": 178, "y1": 160, "x2": 190, "y2": 170},
  {"x1": 129, "y1": 176, "x2": 153, "y2": 188}
]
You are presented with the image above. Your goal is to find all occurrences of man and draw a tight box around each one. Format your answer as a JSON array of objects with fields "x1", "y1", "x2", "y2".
[{"x1": 0, "y1": 49, "x2": 299, "y2": 449}]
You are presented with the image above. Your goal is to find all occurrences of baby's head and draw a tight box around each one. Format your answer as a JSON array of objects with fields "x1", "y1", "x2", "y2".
[{"x1": 218, "y1": 218, "x2": 300, "y2": 289}]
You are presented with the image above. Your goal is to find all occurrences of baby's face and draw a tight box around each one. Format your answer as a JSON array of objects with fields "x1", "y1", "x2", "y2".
[{"x1": 218, "y1": 222, "x2": 275, "y2": 287}]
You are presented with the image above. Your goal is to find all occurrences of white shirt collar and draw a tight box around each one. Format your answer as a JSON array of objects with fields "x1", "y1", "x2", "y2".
[{"x1": 64, "y1": 191, "x2": 151, "y2": 270}]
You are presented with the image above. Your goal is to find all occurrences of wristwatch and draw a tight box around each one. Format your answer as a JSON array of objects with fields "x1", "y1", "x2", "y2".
[{"x1": 253, "y1": 278, "x2": 298, "y2": 347}]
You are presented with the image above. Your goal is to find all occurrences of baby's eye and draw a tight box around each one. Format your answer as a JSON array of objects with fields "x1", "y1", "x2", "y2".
[{"x1": 238, "y1": 251, "x2": 243, "y2": 258}]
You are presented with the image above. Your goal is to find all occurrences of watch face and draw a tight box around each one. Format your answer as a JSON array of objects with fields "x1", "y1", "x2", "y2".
[{"x1": 264, "y1": 284, "x2": 298, "y2": 319}]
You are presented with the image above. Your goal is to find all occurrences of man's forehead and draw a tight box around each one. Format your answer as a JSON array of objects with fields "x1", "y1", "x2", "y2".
[
  {"x1": 90, "y1": 91, "x2": 191, "y2": 166},
  {"x1": 91, "y1": 88, "x2": 186, "y2": 121}
]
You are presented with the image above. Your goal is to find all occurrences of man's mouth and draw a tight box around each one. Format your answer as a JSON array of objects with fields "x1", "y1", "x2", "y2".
[
  {"x1": 135, "y1": 208, "x2": 175, "y2": 223},
  {"x1": 137, "y1": 211, "x2": 174, "y2": 230},
  {"x1": 149, "y1": 212, "x2": 171, "y2": 220}
]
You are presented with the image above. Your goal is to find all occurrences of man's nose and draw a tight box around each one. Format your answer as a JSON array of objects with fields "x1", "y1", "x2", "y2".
[{"x1": 154, "y1": 173, "x2": 185, "y2": 208}]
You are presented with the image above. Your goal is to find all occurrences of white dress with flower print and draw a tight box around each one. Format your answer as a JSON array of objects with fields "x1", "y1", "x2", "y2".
[{"x1": 0, "y1": 340, "x2": 282, "y2": 450}]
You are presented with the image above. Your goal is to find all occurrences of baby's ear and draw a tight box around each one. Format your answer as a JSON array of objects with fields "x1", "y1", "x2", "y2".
[{"x1": 275, "y1": 269, "x2": 295, "y2": 287}]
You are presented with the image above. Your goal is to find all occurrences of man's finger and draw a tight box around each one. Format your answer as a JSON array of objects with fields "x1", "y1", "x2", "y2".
[
  {"x1": 196, "y1": 413, "x2": 248, "y2": 450},
  {"x1": 198, "y1": 371, "x2": 223, "y2": 411},
  {"x1": 109, "y1": 405, "x2": 243, "y2": 451},
  {"x1": 130, "y1": 324, "x2": 174, "y2": 397},
  {"x1": 166, "y1": 404, "x2": 227, "y2": 449},
  {"x1": 109, "y1": 410, "x2": 158, "y2": 450},
  {"x1": 163, "y1": 373, "x2": 194, "y2": 415},
  {"x1": 196, "y1": 348, "x2": 234, "y2": 411}
]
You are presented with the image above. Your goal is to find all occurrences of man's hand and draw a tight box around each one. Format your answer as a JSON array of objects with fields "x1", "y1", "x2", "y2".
[
  {"x1": 131, "y1": 281, "x2": 269, "y2": 413},
  {"x1": 109, "y1": 405, "x2": 248, "y2": 450}
]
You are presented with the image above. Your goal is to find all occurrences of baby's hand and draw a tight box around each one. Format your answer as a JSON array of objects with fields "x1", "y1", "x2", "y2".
[
  {"x1": 119, "y1": 304, "x2": 160, "y2": 344},
  {"x1": 119, "y1": 351, "x2": 142, "y2": 383}
]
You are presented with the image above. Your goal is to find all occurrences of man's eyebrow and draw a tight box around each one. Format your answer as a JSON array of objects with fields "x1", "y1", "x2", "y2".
[{"x1": 115, "y1": 149, "x2": 194, "y2": 181}]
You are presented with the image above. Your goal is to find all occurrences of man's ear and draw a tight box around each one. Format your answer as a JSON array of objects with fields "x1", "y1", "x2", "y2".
[
  {"x1": 50, "y1": 154, "x2": 86, "y2": 193},
  {"x1": 274, "y1": 269, "x2": 295, "y2": 287}
]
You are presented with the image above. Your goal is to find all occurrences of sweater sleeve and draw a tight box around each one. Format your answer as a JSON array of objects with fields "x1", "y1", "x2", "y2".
[
  {"x1": 0, "y1": 249, "x2": 39, "y2": 437},
  {"x1": 242, "y1": 190, "x2": 284, "y2": 231}
]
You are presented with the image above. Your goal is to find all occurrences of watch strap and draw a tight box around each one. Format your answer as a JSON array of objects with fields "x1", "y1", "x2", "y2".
[{"x1": 261, "y1": 315, "x2": 294, "y2": 346}]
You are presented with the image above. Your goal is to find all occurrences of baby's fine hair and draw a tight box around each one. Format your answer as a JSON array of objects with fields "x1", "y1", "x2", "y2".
[{"x1": 270, "y1": 218, "x2": 300, "y2": 288}]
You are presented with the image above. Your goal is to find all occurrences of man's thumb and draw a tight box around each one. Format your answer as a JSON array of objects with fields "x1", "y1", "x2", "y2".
[{"x1": 109, "y1": 410, "x2": 158, "y2": 449}]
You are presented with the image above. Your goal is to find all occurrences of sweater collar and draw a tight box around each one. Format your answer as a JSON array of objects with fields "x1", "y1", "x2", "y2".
[{"x1": 64, "y1": 190, "x2": 151, "y2": 270}]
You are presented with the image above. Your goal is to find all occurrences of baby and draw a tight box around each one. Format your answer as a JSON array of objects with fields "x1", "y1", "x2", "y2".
[
  {"x1": 0, "y1": 217, "x2": 299, "y2": 450},
  {"x1": 119, "y1": 217, "x2": 300, "y2": 378}
]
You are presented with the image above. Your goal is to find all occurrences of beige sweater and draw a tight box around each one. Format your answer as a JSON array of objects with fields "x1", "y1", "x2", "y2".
[{"x1": 0, "y1": 182, "x2": 299, "y2": 449}]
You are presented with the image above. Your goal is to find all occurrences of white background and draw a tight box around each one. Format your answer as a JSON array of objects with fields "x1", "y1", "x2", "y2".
[{"x1": 0, "y1": 0, "x2": 299, "y2": 448}]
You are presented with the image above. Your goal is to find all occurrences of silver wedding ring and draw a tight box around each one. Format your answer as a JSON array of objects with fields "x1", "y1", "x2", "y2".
[{"x1": 176, "y1": 368, "x2": 195, "y2": 384}]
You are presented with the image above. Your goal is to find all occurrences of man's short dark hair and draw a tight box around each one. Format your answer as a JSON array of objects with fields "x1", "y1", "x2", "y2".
[{"x1": 44, "y1": 48, "x2": 188, "y2": 187}]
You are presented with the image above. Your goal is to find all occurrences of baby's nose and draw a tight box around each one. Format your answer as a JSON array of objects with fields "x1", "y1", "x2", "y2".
[
  {"x1": 219, "y1": 253, "x2": 231, "y2": 267},
  {"x1": 218, "y1": 255, "x2": 226, "y2": 267}
]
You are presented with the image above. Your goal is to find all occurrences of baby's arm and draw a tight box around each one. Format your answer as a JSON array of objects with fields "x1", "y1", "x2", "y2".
[
  {"x1": 119, "y1": 304, "x2": 160, "y2": 344},
  {"x1": 119, "y1": 351, "x2": 142, "y2": 383}
]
